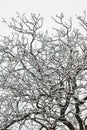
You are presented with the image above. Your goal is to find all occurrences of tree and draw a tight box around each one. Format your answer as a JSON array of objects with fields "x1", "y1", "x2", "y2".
[{"x1": 0, "y1": 12, "x2": 87, "y2": 130}]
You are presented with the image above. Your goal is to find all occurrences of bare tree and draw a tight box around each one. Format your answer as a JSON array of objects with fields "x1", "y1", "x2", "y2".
[{"x1": 0, "y1": 12, "x2": 87, "y2": 130}]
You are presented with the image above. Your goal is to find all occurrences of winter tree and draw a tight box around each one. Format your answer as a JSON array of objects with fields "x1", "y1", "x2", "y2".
[{"x1": 0, "y1": 12, "x2": 87, "y2": 130}]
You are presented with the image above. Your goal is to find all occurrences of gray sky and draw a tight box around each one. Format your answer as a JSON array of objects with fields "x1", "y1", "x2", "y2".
[{"x1": 0, "y1": 0, "x2": 87, "y2": 34}]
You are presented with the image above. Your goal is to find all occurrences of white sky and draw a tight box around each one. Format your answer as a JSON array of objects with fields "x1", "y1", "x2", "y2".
[{"x1": 0, "y1": 0, "x2": 87, "y2": 34}]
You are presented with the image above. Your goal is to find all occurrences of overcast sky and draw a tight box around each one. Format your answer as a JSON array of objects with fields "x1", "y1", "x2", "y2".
[{"x1": 0, "y1": 0, "x2": 87, "y2": 34}]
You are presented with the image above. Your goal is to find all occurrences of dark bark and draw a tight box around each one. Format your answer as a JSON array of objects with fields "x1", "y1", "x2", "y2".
[
  {"x1": 74, "y1": 97, "x2": 84, "y2": 130},
  {"x1": 75, "y1": 103, "x2": 83, "y2": 130},
  {"x1": 59, "y1": 90, "x2": 75, "y2": 130},
  {"x1": 59, "y1": 118, "x2": 75, "y2": 130}
]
